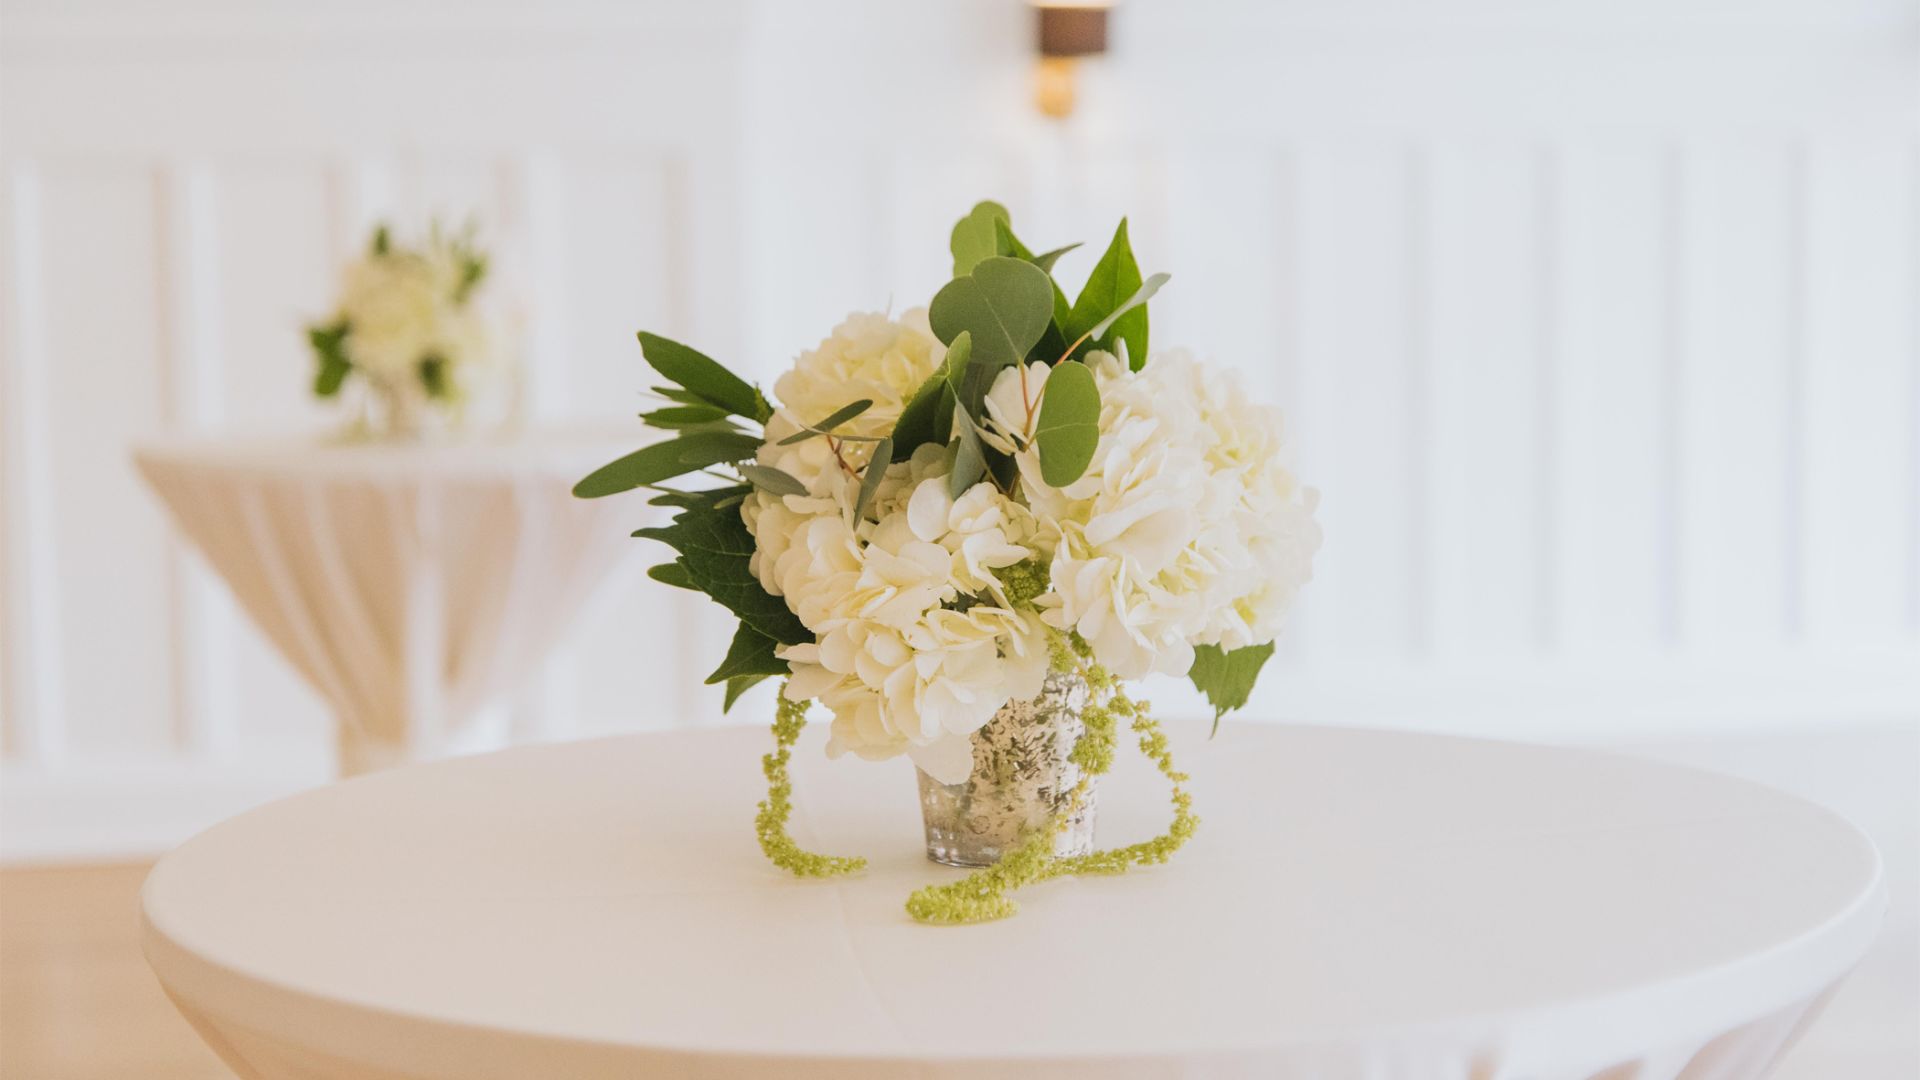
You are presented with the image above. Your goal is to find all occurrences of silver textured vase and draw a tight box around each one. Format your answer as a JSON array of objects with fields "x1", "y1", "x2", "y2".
[{"x1": 915, "y1": 672, "x2": 1097, "y2": 868}]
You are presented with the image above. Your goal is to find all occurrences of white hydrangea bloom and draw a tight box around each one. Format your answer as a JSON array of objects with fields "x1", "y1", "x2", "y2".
[
  {"x1": 1013, "y1": 351, "x2": 1319, "y2": 679},
  {"x1": 740, "y1": 305, "x2": 1317, "y2": 785},
  {"x1": 779, "y1": 605, "x2": 1049, "y2": 784},
  {"x1": 335, "y1": 237, "x2": 495, "y2": 396}
]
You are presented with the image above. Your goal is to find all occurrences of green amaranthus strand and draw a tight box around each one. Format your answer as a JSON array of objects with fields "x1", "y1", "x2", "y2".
[
  {"x1": 904, "y1": 671, "x2": 1199, "y2": 924},
  {"x1": 754, "y1": 648, "x2": 1201, "y2": 922},
  {"x1": 754, "y1": 692, "x2": 866, "y2": 877}
]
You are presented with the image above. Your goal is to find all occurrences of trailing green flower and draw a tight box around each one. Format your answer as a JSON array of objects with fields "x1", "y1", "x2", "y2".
[
  {"x1": 899, "y1": 651, "x2": 1199, "y2": 925},
  {"x1": 754, "y1": 689, "x2": 867, "y2": 878}
]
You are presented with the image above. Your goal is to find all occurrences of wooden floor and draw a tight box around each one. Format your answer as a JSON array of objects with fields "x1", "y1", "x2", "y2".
[{"x1": 1, "y1": 862, "x2": 232, "y2": 1080}]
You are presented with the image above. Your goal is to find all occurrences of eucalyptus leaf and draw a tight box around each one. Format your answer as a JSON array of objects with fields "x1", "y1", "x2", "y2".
[
  {"x1": 853, "y1": 436, "x2": 892, "y2": 522},
  {"x1": 739, "y1": 464, "x2": 809, "y2": 497},
  {"x1": 1187, "y1": 642, "x2": 1276, "y2": 734},
  {"x1": 638, "y1": 332, "x2": 770, "y2": 421},
  {"x1": 948, "y1": 407, "x2": 988, "y2": 498},
  {"x1": 1085, "y1": 272, "x2": 1169, "y2": 348},
  {"x1": 1033, "y1": 360, "x2": 1101, "y2": 488},
  {"x1": 930, "y1": 257, "x2": 1053, "y2": 416},
  {"x1": 994, "y1": 219, "x2": 1075, "y2": 338},
  {"x1": 1065, "y1": 218, "x2": 1151, "y2": 369},
  {"x1": 779, "y1": 398, "x2": 872, "y2": 443},
  {"x1": 574, "y1": 431, "x2": 761, "y2": 499},
  {"x1": 950, "y1": 200, "x2": 1012, "y2": 277}
]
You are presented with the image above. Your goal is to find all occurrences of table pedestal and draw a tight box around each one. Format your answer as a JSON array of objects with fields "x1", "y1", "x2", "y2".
[{"x1": 136, "y1": 431, "x2": 643, "y2": 776}]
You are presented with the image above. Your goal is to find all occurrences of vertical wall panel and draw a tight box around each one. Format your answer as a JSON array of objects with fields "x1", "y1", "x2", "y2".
[
  {"x1": 1675, "y1": 143, "x2": 1799, "y2": 650},
  {"x1": 1801, "y1": 139, "x2": 1918, "y2": 643},
  {"x1": 1293, "y1": 144, "x2": 1424, "y2": 659},
  {"x1": 1553, "y1": 143, "x2": 1672, "y2": 653},
  {"x1": 1159, "y1": 144, "x2": 1290, "y2": 391},
  {"x1": 156, "y1": 162, "x2": 237, "y2": 757},
  {"x1": 1425, "y1": 144, "x2": 1547, "y2": 656},
  {"x1": 0, "y1": 164, "x2": 66, "y2": 763},
  {"x1": 38, "y1": 164, "x2": 176, "y2": 756},
  {"x1": 545, "y1": 153, "x2": 691, "y2": 733},
  {"x1": 745, "y1": 142, "x2": 892, "y2": 376},
  {"x1": 207, "y1": 162, "x2": 338, "y2": 750},
  {"x1": 882, "y1": 147, "x2": 1026, "y2": 321}
]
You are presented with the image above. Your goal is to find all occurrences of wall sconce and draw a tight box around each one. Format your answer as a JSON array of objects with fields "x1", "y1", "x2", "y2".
[{"x1": 1033, "y1": 1, "x2": 1111, "y2": 120}]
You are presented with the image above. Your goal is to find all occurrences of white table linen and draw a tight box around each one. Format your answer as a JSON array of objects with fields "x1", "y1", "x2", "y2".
[
  {"x1": 135, "y1": 432, "x2": 639, "y2": 774},
  {"x1": 142, "y1": 723, "x2": 1885, "y2": 1079}
]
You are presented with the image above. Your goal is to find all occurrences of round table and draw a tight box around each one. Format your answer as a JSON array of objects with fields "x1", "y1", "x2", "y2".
[
  {"x1": 141, "y1": 723, "x2": 1885, "y2": 1080},
  {"x1": 135, "y1": 430, "x2": 640, "y2": 775}
]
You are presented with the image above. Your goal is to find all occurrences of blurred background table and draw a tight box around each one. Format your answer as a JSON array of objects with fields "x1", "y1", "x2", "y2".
[
  {"x1": 142, "y1": 724, "x2": 1884, "y2": 1080},
  {"x1": 135, "y1": 432, "x2": 639, "y2": 775}
]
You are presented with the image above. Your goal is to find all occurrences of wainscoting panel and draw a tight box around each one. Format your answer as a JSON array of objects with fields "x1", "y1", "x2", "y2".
[{"x1": 2, "y1": 0, "x2": 1915, "y2": 859}]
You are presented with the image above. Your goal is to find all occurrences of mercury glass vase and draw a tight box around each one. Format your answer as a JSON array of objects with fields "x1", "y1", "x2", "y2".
[{"x1": 915, "y1": 671, "x2": 1097, "y2": 868}]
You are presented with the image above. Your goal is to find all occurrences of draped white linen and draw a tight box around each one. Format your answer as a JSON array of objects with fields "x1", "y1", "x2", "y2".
[
  {"x1": 141, "y1": 725, "x2": 1886, "y2": 1079},
  {"x1": 135, "y1": 433, "x2": 641, "y2": 773}
]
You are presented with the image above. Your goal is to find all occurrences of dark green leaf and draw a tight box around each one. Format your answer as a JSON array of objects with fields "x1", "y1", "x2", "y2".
[
  {"x1": 648, "y1": 561, "x2": 698, "y2": 590},
  {"x1": 722, "y1": 673, "x2": 771, "y2": 712},
  {"x1": 574, "y1": 431, "x2": 762, "y2": 499},
  {"x1": 705, "y1": 622, "x2": 790, "y2": 685},
  {"x1": 678, "y1": 432, "x2": 763, "y2": 466},
  {"x1": 1030, "y1": 242, "x2": 1081, "y2": 272},
  {"x1": 646, "y1": 484, "x2": 748, "y2": 509},
  {"x1": 890, "y1": 335, "x2": 965, "y2": 461},
  {"x1": 308, "y1": 320, "x2": 351, "y2": 397},
  {"x1": 418, "y1": 355, "x2": 451, "y2": 400},
  {"x1": 1187, "y1": 642, "x2": 1276, "y2": 734},
  {"x1": 1033, "y1": 360, "x2": 1101, "y2": 487},
  {"x1": 652, "y1": 385, "x2": 719, "y2": 407},
  {"x1": 453, "y1": 252, "x2": 487, "y2": 304},
  {"x1": 370, "y1": 224, "x2": 390, "y2": 256},
  {"x1": 635, "y1": 498, "x2": 811, "y2": 646},
  {"x1": 853, "y1": 436, "x2": 892, "y2": 521},
  {"x1": 642, "y1": 404, "x2": 729, "y2": 429},
  {"x1": 930, "y1": 258, "x2": 1054, "y2": 417},
  {"x1": 948, "y1": 407, "x2": 987, "y2": 498},
  {"x1": 739, "y1": 463, "x2": 809, "y2": 497},
  {"x1": 950, "y1": 200, "x2": 1012, "y2": 277},
  {"x1": 637, "y1": 332, "x2": 769, "y2": 421},
  {"x1": 1065, "y1": 218, "x2": 1151, "y2": 369}
]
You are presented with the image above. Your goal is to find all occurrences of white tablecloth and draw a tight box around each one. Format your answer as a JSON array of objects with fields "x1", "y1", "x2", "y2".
[
  {"x1": 141, "y1": 723, "x2": 1885, "y2": 1079},
  {"x1": 135, "y1": 432, "x2": 640, "y2": 774}
]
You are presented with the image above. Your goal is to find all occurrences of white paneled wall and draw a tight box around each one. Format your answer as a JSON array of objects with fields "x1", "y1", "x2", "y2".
[{"x1": 2, "y1": 0, "x2": 1917, "y2": 859}]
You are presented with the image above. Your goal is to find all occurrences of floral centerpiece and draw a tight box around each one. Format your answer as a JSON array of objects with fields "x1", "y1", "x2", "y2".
[
  {"x1": 577, "y1": 203, "x2": 1320, "y2": 923},
  {"x1": 307, "y1": 222, "x2": 503, "y2": 438}
]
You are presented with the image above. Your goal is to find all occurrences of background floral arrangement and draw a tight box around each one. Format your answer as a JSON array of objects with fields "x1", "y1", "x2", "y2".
[
  {"x1": 578, "y1": 202, "x2": 1320, "y2": 921},
  {"x1": 307, "y1": 221, "x2": 500, "y2": 437}
]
